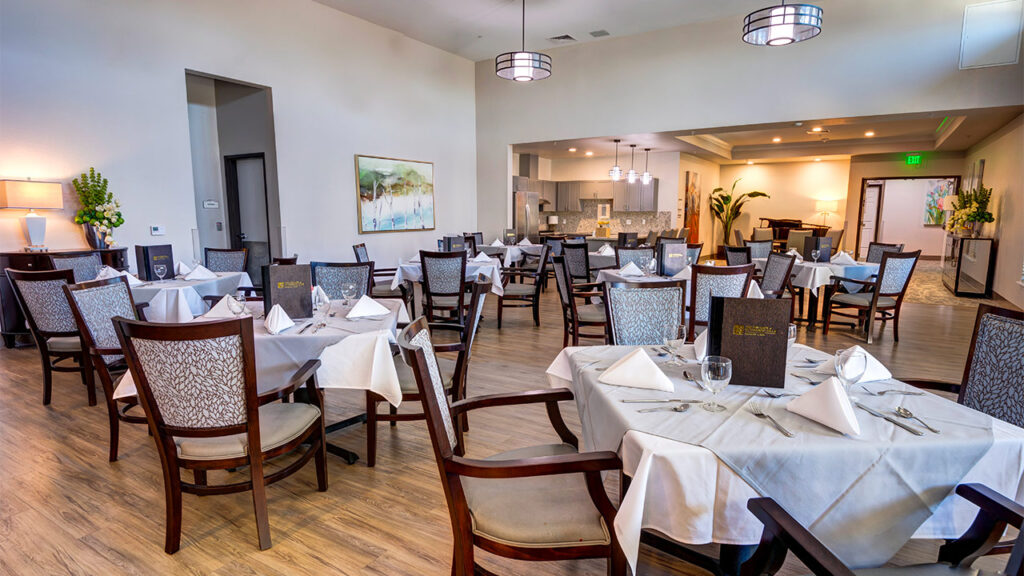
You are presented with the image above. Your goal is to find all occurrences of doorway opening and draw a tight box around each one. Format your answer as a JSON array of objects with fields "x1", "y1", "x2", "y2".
[{"x1": 855, "y1": 176, "x2": 960, "y2": 260}]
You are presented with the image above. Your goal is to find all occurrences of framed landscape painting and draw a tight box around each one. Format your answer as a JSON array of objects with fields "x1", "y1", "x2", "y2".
[{"x1": 355, "y1": 155, "x2": 435, "y2": 233}]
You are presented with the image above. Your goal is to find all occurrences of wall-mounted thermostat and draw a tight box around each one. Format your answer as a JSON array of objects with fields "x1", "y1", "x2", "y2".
[
  {"x1": 150, "y1": 225, "x2": 165, "y2": 236},
  {"x1": 203, "y1": 200, "x2": 220, "y2": 209}
]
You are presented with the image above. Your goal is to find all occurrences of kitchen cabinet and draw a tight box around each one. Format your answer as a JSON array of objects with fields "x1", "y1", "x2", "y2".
[
  {"x1": 580, "y1": 181, "x2": 612, "y2": 200},
  {"x1": 612, "y1": 179, "x2": 658, "y2": 212},
  {"x1": 513, "y1": 175, "x2": 532, "y2": 192},
  {"x1": 556, "y1": 181, "x2": 582, "y2": 211},
  {"x1": 540, "y1": 180, "x2": 558, "y2": 208}
]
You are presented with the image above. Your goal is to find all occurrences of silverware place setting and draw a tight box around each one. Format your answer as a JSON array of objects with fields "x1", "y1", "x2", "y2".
[
  {"x1": 759, "y1": 388, "x2": 800, "y2": 399},
  {"x1": 790, "y1": 373, "x2": 829, "y2": 384},
  {"x1": 858, "y1": 384, "x2": 924, "y2": 397},
  {"x1": 854, "y1": 402, "x2": 923, "y2": 435},
  {"x1": 621, "y1": 398, "x2": 701, "y2": 404},
  {"x1": 638, "y1": 403, "x2": 692, "y2": 414},
  {"x1": 748, "y1": 401, "x2": 795, "y2": 437},
  {"x1": 894, "y1": 406, "x2": 940, "y2": 433}
]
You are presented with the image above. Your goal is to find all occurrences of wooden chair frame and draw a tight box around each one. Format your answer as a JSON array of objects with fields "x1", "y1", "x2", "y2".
[
  {"x1": 113, "y1": 316, "x2": 327, "y2": 553},
  {"x1": 353, "y1": 243, "x2": 414, "y2": 317},
  {"x1": 823, "y1": 250, "x2": 920, "y2": 344},
  {"x1": 498, "y1": 244, "x2": 549, "y2": 328},
  {"x1": 562, "y1": 242, "x2": 601, "y2": 283},
  {"x1": 5, "y1": 268, "x2": 96, "y2": 406},
  {"x1": 272, "y1": 256, "x2": 298, "y2": 265},
  {"x1": 398, "y1": 317, "x2": 626, "y2": 576},
  {"x1": 204, "y1": 247, "x2": 248, "y2": 272},
  {"x1": 686, "y1": 264, "x2": 755, "y2": 343},
  {"x1": 420, "y1": 250, "x2": 469, "y2": 325},
  {"x1": 552, "y1": 256, "x2": 607, "y2": 346},
  {"x1": 603, "y1": 280, "x2": 687, "y2": 345}
]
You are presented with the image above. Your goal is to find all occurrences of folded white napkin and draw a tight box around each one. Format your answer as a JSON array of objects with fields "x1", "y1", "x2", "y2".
[
  {"x1": 175, "y1": 261, "x2": 192, "y2": 276},
  {"x1": 184, "y1": 265, "x2": 218, "y2": 280},
  {"x1": 94, "y1": 266, "x2": 144, "y2": 286},
  {"x1": 490, "y1": 239, "x2": 504, "y2": 247},
  {"x1": 264, "y1": 304, "x2": 295, "y2": 335},
  {"x1": 347, "y1": 295, "x2": 391, "y2": 319},
  {"x1": 671, "y1": 266, "x2": 692, "y2": 281},
  {"x1": 598, "y1": 348, "x2": 674, "y2": 392},
  {"x1": 205, "y1": 295, "x2": 241, "y2": 319},
  {"x1": 597, "y1": 244, "x2": 615, "y2": 256},
  {"x1": 816, "y1": 345, "x2": 892, "y2": 383},
  {"x1": 747, "y1": 282, "x2": 764, "y2": 299},
  {"x1": 785, "y1": 249, "x2": 804, "y2": 262},
  {"x1": 694, "y1": 328, "x2": 709, "y2": 362},
  {"x1": 619, "y1": 262, "x2": 644, "y2": 277},
  {"x1": 312, "y1": 285, "x2": 331, "y2": 309},
  {"x1": 409, "y1": 254, "x2": 421, "y2": 263},
  {"x1": 472, "y1": 252, "x2": 492, "y2": 263},
  {"x1": 787, "y1": 376, "x2": 861, "y2": 436},
  {"x1": 831, "y1": 252, "x2": 856, "y2": 266},
  {"x1": 517, "y1": 238, "x2": 533, "y2": 246}
]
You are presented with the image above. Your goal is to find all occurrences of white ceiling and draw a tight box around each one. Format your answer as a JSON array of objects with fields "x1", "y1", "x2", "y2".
[{"x1": 313, "y1": 0, "x2": 756, "y2": 62}]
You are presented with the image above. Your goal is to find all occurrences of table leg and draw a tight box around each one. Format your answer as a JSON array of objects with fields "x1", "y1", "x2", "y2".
[
  {"x1": 324, "y1": 413, "x2": 368, "y2": 465},
  {"x1": 807, "y1": 288, "x2": 820, "y2": 328}
]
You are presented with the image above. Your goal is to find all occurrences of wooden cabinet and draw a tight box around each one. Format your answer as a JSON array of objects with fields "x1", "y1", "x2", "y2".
[
  {"x1": 0, "y1": 247, "x2": 128, "y2": 347},
  {"x1": 540, "y1": 180, "x2": 558, "y2": 207},
  {"x1": 611, "y1": 178, "x2": 658, "y2": 212},
  {"x1": 556, "y1": 181, "x2": 582, "y2": 211},
  {"x1": 580, "y1": 181, "x2": 612, "y2": 200}
]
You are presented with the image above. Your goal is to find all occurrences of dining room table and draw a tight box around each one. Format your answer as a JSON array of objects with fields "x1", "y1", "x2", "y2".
[
  {"x1": 595, "y1": 267, "x2": 765, "y2": 302},
  {"x1": 545, "y1": 342, "x2": 1024, "y2": 575},
  {"x1": 113, "y1": 297, "x2": 410, "y2": 464},
  {"x1": 130, "y1": 271, "x2": 254, "y2": 323},
  {"x1": 753, "y1": 257, "x2": 879, "y2": 326},
  {"x1": 391, "y1": 256, "x2": 505, "y2": 296},
  {"x1": 478, "y1": 243, "x2": 546, "y2": 267}
]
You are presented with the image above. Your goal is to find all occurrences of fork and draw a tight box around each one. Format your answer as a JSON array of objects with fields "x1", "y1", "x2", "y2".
[
  {"x1": 790, "y1": 373, "x2": 828, "y2": 384},
  {"x1": 858, "y1": 384, "x2": 924, "y2": 397},
  {"x1": 760, "y1": 389, "x2": 800, "y2": 399},
  {"x1": 748, "y1": 402, "x2": 795, "y2": 437}
]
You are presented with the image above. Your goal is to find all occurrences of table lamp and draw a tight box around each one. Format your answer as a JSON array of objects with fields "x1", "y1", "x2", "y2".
[
  {"x1": 0, "y1": 180, "x2": 65, "y2": 251},
  {"x1": 815, "y1": 199, "x2": 839, "y2": 225},
  {"x1": 547, "y1": 215, "x2": 559, "y2": 228}
]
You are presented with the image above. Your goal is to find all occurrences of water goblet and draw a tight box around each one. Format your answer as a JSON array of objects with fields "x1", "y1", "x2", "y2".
[
  {"x1": 835, "y1": 348, "x2": 867, "y2": 401},
  {"x1": 233, "y1": 292, "x2": 248, "y2": 317},
  {"x1": 662, "y1": 324, "x2": 686, "y2": 366},
  {"x1": 700, "y1": 356, "x2": 732, "y2": 412},
  {"x1": 342, "y1": 283, "x2": 358, "y2": 306},
  {"x1": 787, "y1": 323, "x2": 797, "y2": 349},
  {"x1": 811, "y1": 249, "x2": 820, "y2": 264},
  {"x1": 153, "y1": 264, "x2": 167, "y2": 283}
]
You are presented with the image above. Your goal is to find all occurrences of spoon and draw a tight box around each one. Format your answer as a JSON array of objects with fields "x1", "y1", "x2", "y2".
[
  {"x1": 638, "y1": 403, "x2": 692, "y2": 414},
  {"x1": 894, "y1": 407, "x2": 940, "y2": 433}
]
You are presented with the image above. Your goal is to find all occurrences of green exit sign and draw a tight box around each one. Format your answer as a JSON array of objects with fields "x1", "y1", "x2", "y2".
[{"x1": 906, "y1": 154, "x2": 922, "y2": 165}]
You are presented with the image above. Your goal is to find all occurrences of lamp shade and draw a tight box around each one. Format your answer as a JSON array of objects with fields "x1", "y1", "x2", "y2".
[
  {"x1": 0, "y1": 180, "x2": 64, "y2": 210},
  {"x1": 815, "y1": 200, "x2": 839, "y2": 214},
  {"x1": 547, "y1": 215, "x2": 559, "y2": 225}
]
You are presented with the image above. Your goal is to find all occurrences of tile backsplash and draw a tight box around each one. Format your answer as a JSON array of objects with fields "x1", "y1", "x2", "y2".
[{"x1": 544, "y1": 199, "x2": 672, "y2": 236}]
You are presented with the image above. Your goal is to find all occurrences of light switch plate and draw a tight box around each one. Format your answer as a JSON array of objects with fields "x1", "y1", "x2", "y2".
[
  {"x1": 625, "y1": 219, "x2": 632, "y2": 225},
  {"x1": 150, "y1": 225, "x2": 165, "y2": 236}
]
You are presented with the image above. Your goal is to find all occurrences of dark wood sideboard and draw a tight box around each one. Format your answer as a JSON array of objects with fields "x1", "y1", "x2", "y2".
[{"x1": 0, "y1": 248, "x2": 128, "y2": 347}]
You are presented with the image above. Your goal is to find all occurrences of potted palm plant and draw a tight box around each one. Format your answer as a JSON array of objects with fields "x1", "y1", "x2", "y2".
[{"x1": 709, "y1": 178, "x2": 769, "y2": 253}]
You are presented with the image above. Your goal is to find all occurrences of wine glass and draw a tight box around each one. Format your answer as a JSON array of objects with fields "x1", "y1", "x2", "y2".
[
  {"x1": 787, "y1": 323, "x2": 797, "y2": 349},
  {"x1": 153, "y1": 264, "x2": 167, "y2": 283},
  {"x1": 232, "y1": 292, "x2": 247, "y2": 317},
  {"x1": 342, "y1": 283, "x2": 358, "y2": 306},
  {"x1": 835, "y1": 348, "x2": 867, "y2": 401},
  {"x1": 811, "y1": 249, "x2": 820, "y2": 264},
  {"x1": 700, "y1": 356, "x2": 732, "y2": 412},
  {"x1": 662, "y1": 324, "x2": 686, "y2": 366}
]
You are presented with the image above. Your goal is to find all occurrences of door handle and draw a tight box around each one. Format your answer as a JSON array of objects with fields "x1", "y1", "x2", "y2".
[{"x1": 237, "y1": 233, "x2": 247, "y2": 240}]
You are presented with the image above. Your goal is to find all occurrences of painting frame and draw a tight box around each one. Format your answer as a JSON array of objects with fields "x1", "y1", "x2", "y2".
[
  {"x1": 355, "y1": 154, "x2": 436, "y2": 234},
  {"x1": 922, "y1": 177, "x2": 958, "y2": 227},
  {"x1": 684, "y1": 171, "x2": 701, "y2": 243}
]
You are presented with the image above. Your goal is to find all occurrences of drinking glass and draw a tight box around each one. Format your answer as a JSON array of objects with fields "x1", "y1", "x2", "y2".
[
  {"x1": 662, "y1": 324, "x2": 687, "y2": 366},
  {"x1": 153, "y1": 264, "x2": 167, "y2": 283},
  {"x1": 342, "y1": 283, "x2": 358, "y2": 306},
  {"x1": 811, "y1": 249, "x2": 820, "y2": 263},
  {"x1": 787, "y1": 323, "x2": 797, "y2": 348},
  {"x1": 700, "y1": 356, "x2": 732, "y2": 412},
  {"x1": 835, "y1": 348, "x2": 867, "y2": 401},
  {"x1": 232, "y1": 292, "x2": 247, "y2": 317}
]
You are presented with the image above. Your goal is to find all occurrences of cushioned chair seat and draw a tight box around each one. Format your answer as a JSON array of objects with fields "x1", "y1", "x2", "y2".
[
  {"x1": 175, "y1": 403, "x2": 320, "y2": 461},
  {"x1": 502, "y1": 283, "x2": 536, "y2": 297},
  {"x1": 46, "y1": 336, "x2": 81, "y2": 352},
  {"x1": 371, "y1": 284, "x2": 405, "y2": 298},
  {"x1": 853, "y1": 564, "x2": 1000, "y2": 576},
  {"x1": 462, "y1": 443, "x2": 611, "y2": 548},
  {"x1": 832, "y1": 292, "x2": 897, "y2": 308},
  {"x1": 395, "y1": 356, "x2": 457, "y2": 394},
  {"x1": 432, "y1": 294, "x2": 470, "y2": 308},
  {"x1": 577, "y1": 304, "x2": 606, "y2": 323}
]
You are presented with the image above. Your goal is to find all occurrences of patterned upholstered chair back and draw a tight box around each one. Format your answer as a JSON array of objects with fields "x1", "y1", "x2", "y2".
[
  {"x1": 690, "y1": 264, "x2": 754, "y2": 324},
  {"x1": 462, "y1": 235, "x2": 478, "y2": 257},
  {"x1": 724, "y1": 246, "x2": 751, "y2": 266},
  {"x1": 7, "y1": 268, "x2": 78, "y2": 335},
  {"x1": 656, "y1": 236, "x2": 684, "y2": 248},
  {"x1": 604, "y1": 281, "x2": 685, "y2": 346},
  {"x1": 551, "y1": 256, "x2": 572, "y2": 310},
  {"x1": 421, "y1": 251, "x2": 466, "y2": 296},
  {"x1": 116, "y1": 318, "x2": 255, "y2": 430},
  {"x1": 543, "y1": 236, "x2": 565, "y2": 257},
  {"x1": 825, "y1": 228, "x2": 845, "y2": 254},
  {"x1": 205, "y1": 248, "x2": 247, "y2": 272},
  {"x1": 876, "y1": 251, "x2": 919, "y2": 296},
  {"x1": 65, "y1": 277, "x2": 137, "y2": 365},
  {"x1": 311, "y1": 262, "x2": 373, "y2": 300},
  {"x1": 686, "y1": 243, "x2": 704, "y2": 266},
  {"x1": 644, "y1": 230, "x2": 658, "y2": 246},
  {"x1": 759, "y1": 253, "x2": 797, "y2": 295},
  {"x1": 50, "y1": 253, "x2": 102, "y2": 283},
  {"x1": 785, "y1": 230, "x2": 813, "y2": 253},
  {"x1": 615, "y1": 247, "x2": 654, "y2": 270},
  {"x1": 352, "y1": 243, "x2": 370, "y2": 264},
  {"x1": 561, "y1": 242, "x2": 591, "y2": 282},
  {"x1": 746, "y1": 240, "x2": 773, "y2": 260},
  {"x1": 960, "y1": 306, "x2": 1024, "y2": 428},
  {"x1": 399, "y1": 318, "x2": 458, "y2": 455},
  {"x1": 866, "y1": 242, "x2": 903, "y2": 264}
]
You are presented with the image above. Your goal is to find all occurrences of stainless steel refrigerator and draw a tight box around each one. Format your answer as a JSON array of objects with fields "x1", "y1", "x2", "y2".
[{"x1": 513, "y1": 191, "x2": 539, "y2": 243}]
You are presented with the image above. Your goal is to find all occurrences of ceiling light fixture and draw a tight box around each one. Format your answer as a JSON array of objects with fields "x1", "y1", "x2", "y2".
[
  {"x1": 864, "y1": 131, "x2": 875, "y2": 137},
  {"x1": 585, "y1": 151, "x2": 593, "y2": 157},
  {"x1": 568, "y1": 147, "x2": 577, "y2": 152},
  {"x1": 626, "y1": 144, "x2": 638, "y2": 184},
  {"x1": 772, "y1": 137, "x2": 782, "y2": 143},
  {"x1": 641, "y1": 148, "x2": 653, "y2": 185},
  {"x1": 747, "y1": 160, "x2": 755, "y2": 165},
  {"x1": 495, "y1": 0, "x2": 552, "y2": 82},
  {"x1": 742, "y1": 1, "x2": 822, "y2": 46},
  {"x1": 814, "y1": 158, "x2": 821, "y2": 162},
  {"x1": 811, "y1": 126, "x2": 822, "y2": 132},
  {"x1": 609, "y1": 140, "x2": 623, "y2": 181}
]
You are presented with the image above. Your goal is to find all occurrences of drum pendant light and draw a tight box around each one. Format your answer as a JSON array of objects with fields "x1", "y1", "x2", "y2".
[
  {"x1": 495, "y1": 0, "x2": 552, "y2": 82},
  {"x1": 742, "y1": 1, "x2": 822, "y2": 46}
]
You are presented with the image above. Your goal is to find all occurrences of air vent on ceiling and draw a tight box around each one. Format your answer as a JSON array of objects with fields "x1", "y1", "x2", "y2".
[
  {"x1": 590, "y1": 29, "x2": 610, "y2": 37},
  {"x1": 548, "y1": 34, "x2": 577, "y2": 43}
]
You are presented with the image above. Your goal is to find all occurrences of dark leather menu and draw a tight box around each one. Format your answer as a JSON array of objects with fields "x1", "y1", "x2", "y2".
[
  {"x1": 658, "y1": 243, "x2": 689, "y2": 277},
  {"x1": 707, "y1": 297, "x2": 790, "y2": 388},
  {"x1": 262, "y1": 264, "x2": 313, "y2": 319},
  {"x1": 135, "y1": 244, "x2": 174, "y2": 281},
  {"x1": 442, "y1": 236, "x2": 465, "y2": 252},
  {"x1": 802, "y1": 236, "x2": 832, "y2": 263}
]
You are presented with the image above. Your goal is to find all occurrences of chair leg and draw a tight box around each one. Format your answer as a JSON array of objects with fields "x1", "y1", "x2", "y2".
[
  {"x1": 249, "y1": 453, "x2": 272, "y2": 550},
  {"x1": 80, "y1": 353, "x2": 97, "y2": 407},
  {"x1": 532, "y1": 297, "x2": 540, "y2": 327},
  {"x1": 496, "y1": 297, "x2": 503, "y2": 328},
  {"x1": 892, "y1": 308, "x2": 901, "y2": 342},
  {"x1": 106, "y1": 403, "x2": 120, "y2": 462},
  {"x1": 823, "y1": 305, "x2": 832, "y2": 334},
  {"x1": 162, "y1": 464, "x2": 183, "y2": 554},
  {"x1": 40, "y1": 353, "x2": 53, "y2": 406},
  {"x1": 366, "y1": 392, "x2": 378, "y2": 468},
  {"x1": 609, "y1": 540, "x2": 627, "y2": 576},
  {"x1": 314, "y1": 426, "x2": 328, "y2": 492}
]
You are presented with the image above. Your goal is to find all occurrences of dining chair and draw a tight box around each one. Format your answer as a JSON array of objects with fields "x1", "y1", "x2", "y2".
[
  {"x1": 498, "y1": 244, "x2": 549, "y2": 328},
  {"x1": 420, "y1": 250, "x2": 468, "y2": 324},
  {"x1": 785, "y1": 229, "x2": 813, "y2": 253},
  {"x1": 541, "y1": 236, "x2": 566, "y2": 288},
  {"x1": 462, "y1": 234, "x2": 478, "y2": 257},
  {"x1": 562, "y1": 241, "x2": 596, "y2": 283},
  {"x1": 353, "y1": 243, "x2": 414, "y2": 316},
  {"x1": 49, "y1": 252, "x2": 103, "y2": 282},
  {"x1": 751, "y1": 227, "x2": 774, "y2": 242},
  {"x1": 552, "y1": 255, "x2": 607, "y2": 346},
  {"x1": 603, "y1": 280, "x2": 686, "y2": 346},
  {"x1": 754, "y1": 253, "x2": 798, "y2": 320},
  {"x1": 733, "y1": 229, "x2": 745, "y2": 246},
  {"x1": 365, "y1": 279, "x2": 489, "y2": 467},
  {"x1": 5, "y1": 268, "x2": 95, "y2": 406},
  {"x1": 396, "y1": 317, "x2": 626, "y2": 576},
  {"x1": 63, "y1": 276, "x2": 150, "y2": 461},
  {"x1": 824, "y1": 250, "x2": 920, "y2": 344},
  {"x1": 113, "y1": 316, "x2": 327, "y2": 553},
  {"x1": 825, "y1": 227, "x2": 845, "y2": 255},
  {"x1": 686, "y1": 243, "x2": 704, "y2": 265},
  {"x1": 204, "y1": 247, "x2": 248, "y2": 272},
  {"x1": 676, "y1": 227, "x2": 690, "y2": 239},
  {"x1": 745, "y1": 240, "x2": 774, "y2": 260},
  {"x1": 616, "y1": 232, "x2": 639, "y2": 248},
  {"x1": 310, "y1": 261, "x2": 373, "y2": 300},
  {"x1": 272, "y1": 256, "x2": 298, "y2": 265},
  {"x1": 656, "y1": 236, "x2": 685, "y2": 248},
  {"x1": 724, "y1": 246, "x2": 752, "y2": 266},
  {"x1": 865, "y1": 241, "x2": 904, "y2": 263},
  {"x1": 687, "y1": 264, "x2": 755, "y2": 342},
  {"x1": 643, "y1": 230, "x2": 658, "y2": 246},
  {"x1": 657, "y1": 242, "x2": 691, "y2": 277},
  {"x1": 739, "y1": 484, "x2": 1023, "y2": 576},
  {"x1": 614, "y1": 246, "x2": 654, "y2": 270}
]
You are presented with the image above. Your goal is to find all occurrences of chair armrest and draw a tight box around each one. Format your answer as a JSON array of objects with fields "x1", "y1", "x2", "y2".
[
  {"x1": 92, "y1": 346, "x2": 123, "y2": 356},
  {"x1": 957, "y1": 483, "x2": 1024, "y2": 527},
  {"x1": 899, "y1": 379, "x2": 961, "y2": 395},
  {"x1": 741, "y1": 498, "x2": 854, "y2": 576},
  {"x1": 574, "y1": 291, "x2": 603, "y2": 299},
  {"x1": 571, "y1": 281, "x2": 603, "y2": 290},
  {"x1": 830, "y1": 276, "x2": 874, "y2": 286},
  {"x1": 134, "y1": 302, "x2": 149, "y2": 321},
  {"x1": 446, "y1": 450, "x2": 621, "y2": 479},
  {"x1": 374, "y1": 268, "x2": 398, "y2": 275},
  {"x1": 501, "y1": 269, "x2": 537, "y2": 277},
  {"x1": 450, "y1": 388, "x2": 574, "y2": 414},
  {"x1": 259, "y1": 359, "x2": 321, "y2": 404},
  {"x1": 591, "y1": 264, "x2": 615, "y2": 271},
  {"x1": 938, "y1": 483, "x2": 1024, "y2": 564}
]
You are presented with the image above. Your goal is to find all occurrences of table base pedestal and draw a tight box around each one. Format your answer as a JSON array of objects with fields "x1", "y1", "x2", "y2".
[{"x1": 324, "y1": 413, "x2": 367, "y2": 465}]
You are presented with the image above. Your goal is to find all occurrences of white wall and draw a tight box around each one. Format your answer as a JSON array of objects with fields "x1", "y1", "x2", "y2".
[
  {"x1": 0, "y1": 0, "x2": 477, "y2": 269},
  {"x1": 965, "y1": 113, "x2": 1024, "y2": 308},
  {"x1": 475, "y1": 0, "x2": 1024, "y2": 239},
  {"x1": 877, "y1": 179, "x2": 949, "y2": 257}
]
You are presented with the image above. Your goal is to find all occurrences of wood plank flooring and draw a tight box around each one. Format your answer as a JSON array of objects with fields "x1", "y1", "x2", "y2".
[{"x1": 0, "y1": 282, "x2": 1014, "y2": 575}]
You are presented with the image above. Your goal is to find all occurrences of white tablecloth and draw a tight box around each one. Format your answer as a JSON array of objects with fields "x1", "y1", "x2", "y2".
[
  {"x1": 753, "y1": 259, "x2": 879, "y2": 296},
  {"x1": 113, "y1": 298, "x2": 406, "y2": 405},
  {"x1": 392, "y1": 259, "x2": 504, "y2": 296},
  {"x1": 480, "y1": 244, "x2": 546, "y2": 266},
  {"x1": 588, "y1": 252, "x2": 617, "y2": 270},
  {"x1": 546, "y1": 344, "x2": 1024, "y2": 570},
  {"x1": 131, "y1": 272, "x2": 253, "y2": 323}
]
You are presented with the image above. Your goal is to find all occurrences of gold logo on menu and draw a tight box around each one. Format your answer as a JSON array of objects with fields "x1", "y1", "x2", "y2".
[
  {"x1": 277, "y1": 281, "x2": 306, "y2": 289},
  {"x1": 153, "y1": 255, "x2": 169, "y2": 261},
  {"x1": 732, "y1": 324, "x2": 776, "y2": 337}
]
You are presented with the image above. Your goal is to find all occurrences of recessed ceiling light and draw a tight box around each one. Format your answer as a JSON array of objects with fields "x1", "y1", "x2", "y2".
[
  {"x1": 772, "y1": 137, "x2": 782, "y2": 143},
  {"x1": 584, "y1": 151, "x2": 593, "y2": 156},
  {"x1": 864, "y1": 131, "x2": 875, "y2": 137},
  {"x1": 747, "y1": 160, "x2": 755, "y2": 165},
  {"x1": 814, "y1": 158, "x2": 821, "y2": 162},
  {"x1": 568, "y1": 147, "x2": 577, "y2": 152},
  {"x1": 811, "y1": 127, "x2": 822, "y2": 132},
  {"x1": 795, "y1": 122, "x2": 803, "y2": 127}
]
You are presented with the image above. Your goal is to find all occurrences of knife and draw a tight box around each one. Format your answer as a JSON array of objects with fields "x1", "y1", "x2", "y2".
[
  {"x1": 296, "y1": 322, "x2": 314, "y2": 334},
  {"x1": 620, "y1": 398, "x2": 701, "y2": 404},
  {"x1": 855, "y1": 402, "x2": 924, "y2": 436}
]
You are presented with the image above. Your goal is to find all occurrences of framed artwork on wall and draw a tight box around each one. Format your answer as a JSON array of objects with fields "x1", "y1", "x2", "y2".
[
  {"x1": 922, "y1": 177, "x2": 958, "y2": 226},
  {"x1": 684, "y1": 171, "x2": 701, "y2": 242},
  {"x1": 355, "y1": 155, "x2": 435, "y2": 234}
]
